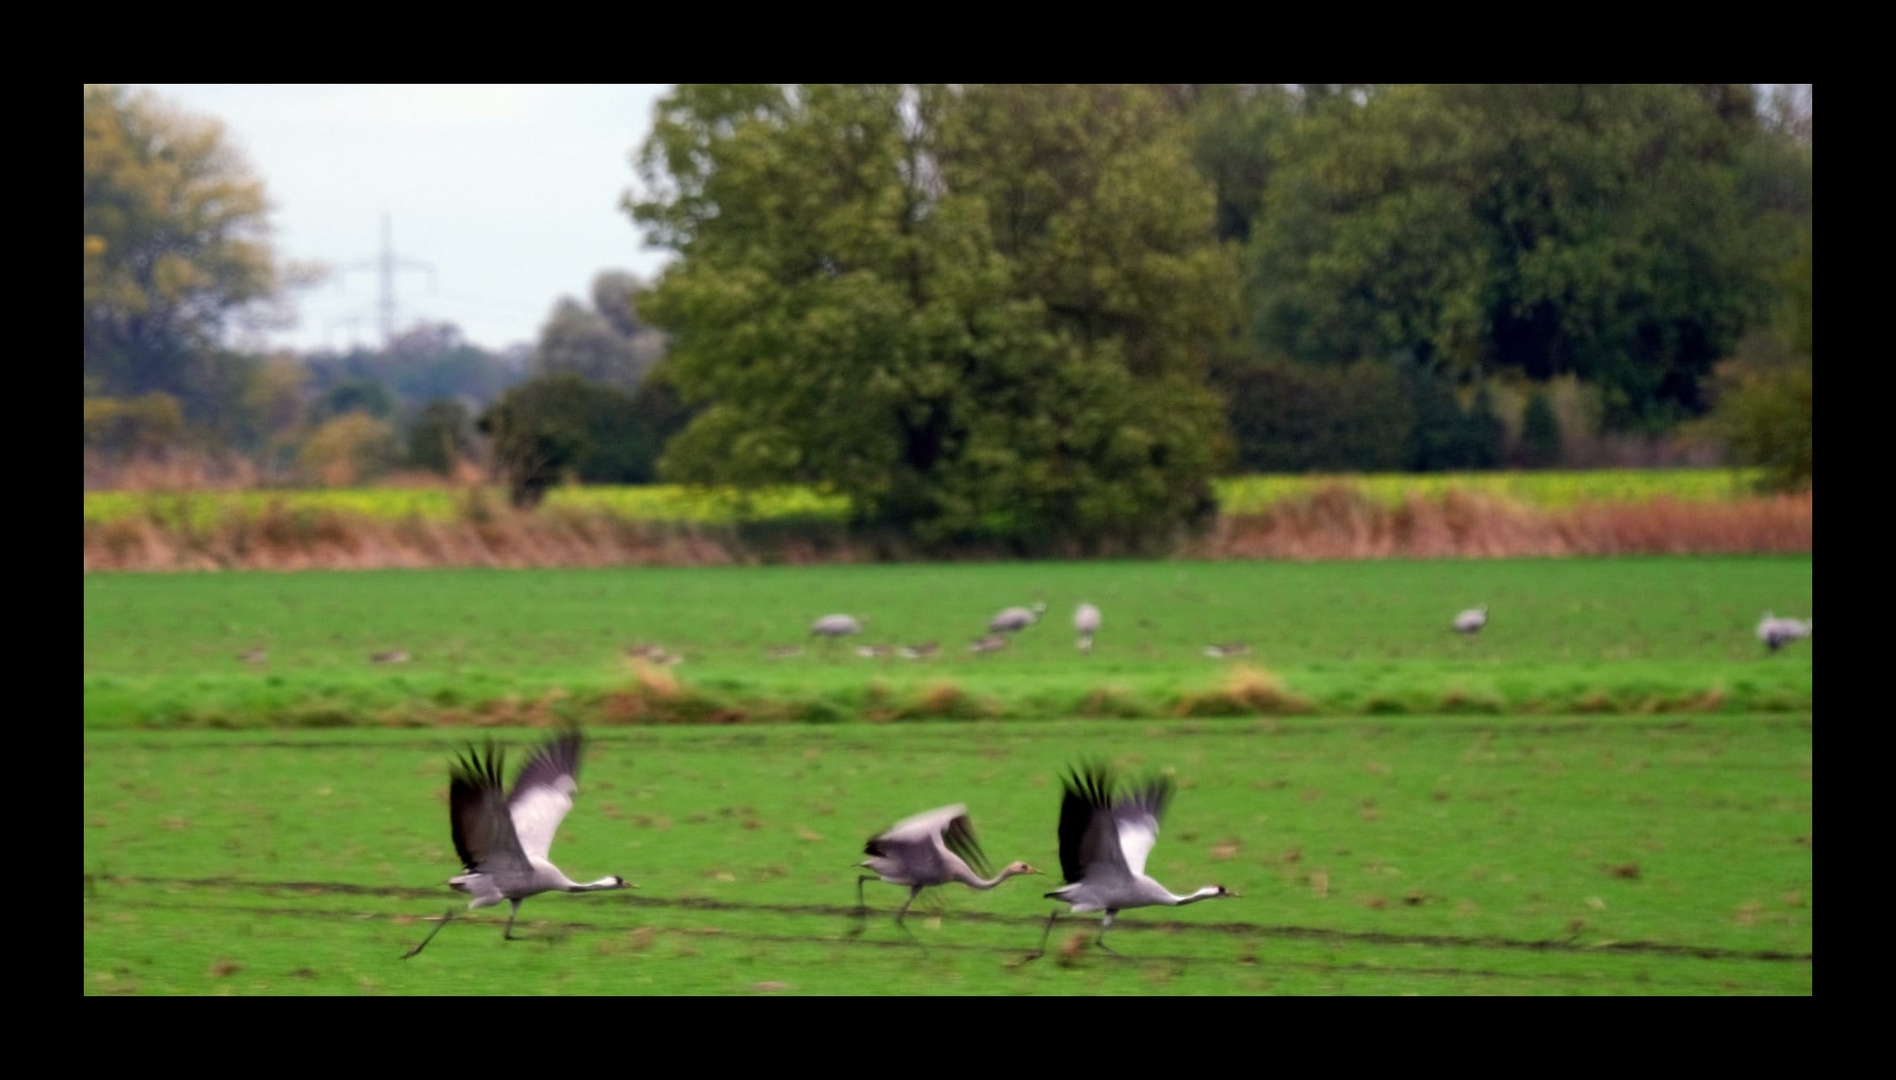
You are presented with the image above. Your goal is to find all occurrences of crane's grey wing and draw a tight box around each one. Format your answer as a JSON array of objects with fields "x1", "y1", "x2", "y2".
[
  {"x1": 1058, "y1": 766, "x2": 1126, "y2": 884},
  {"x1": 870, "y1": 804, "x2": 967, "y2": 870},
  {"x1": 1114, "y1": 774, "x2": 1173, "y2": 878},
  {"x1": 507, "y1": 731, "x2": 583, "y2": 862},
  {"x1": 939, "y1": 811, "x2": 991, "y2": 879},
  {"x1": 449, "y1": 741, "x2": 530, "y2": 877}
]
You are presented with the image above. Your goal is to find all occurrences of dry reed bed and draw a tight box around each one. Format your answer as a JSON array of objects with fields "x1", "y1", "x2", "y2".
[{"x1": 83, "y1": 486, "x2": 1812, "y2": 571}]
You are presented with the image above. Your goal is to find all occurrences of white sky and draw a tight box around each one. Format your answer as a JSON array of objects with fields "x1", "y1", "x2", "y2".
[{"x1": 142, "y1": 84, "x2": 676, "y2": 355}]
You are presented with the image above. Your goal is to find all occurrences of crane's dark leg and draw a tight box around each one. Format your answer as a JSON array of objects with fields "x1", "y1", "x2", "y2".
[
  {"x1": 502, "y1": 899, "x2": 524, "y2": 941},
  {"x1": 847, "y1": 875, "x2": 877, "y2": 937},
  {"x1": 1024, "y1": 910, "x2": 1059, "y2": 961},
  {"x1": 892, "y1": 886, "x2": 928, "y2": 954},
  {"x1": 401, "y1": 908, "x2": 458, "y2": 959},
  {"x1": 1095, "y1": 911, "x2": 1126, "y2": 959}
]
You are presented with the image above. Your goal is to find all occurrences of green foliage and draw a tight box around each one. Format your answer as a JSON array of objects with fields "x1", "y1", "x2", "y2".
[
  {"x1": 531, "y1": 271, "x2": 666, "y2": 392},
  {"x1": 406, "y1": 399, "x2": 475, "y2": 476},
  {"x1": 1403, "y1": 364, "x2": 1503, "y2": 471},
  {"x1": 633, "y1": 84, "x2": 1236, "y2": 549},
  {"x1": 83, "y1": 392, "x2": 187, "y2": 456},
  {"x1": 478, "y1": 373, "x2": 686, "y2": 506},
  {"x1": 1520, "y1": 389, "x2": 1563, "y2": 467},
  {"x1": 1214, "y1": 357, "x2": 1413, "y2": 472},
  {"x1": 318, "y1": 378, "x2": 397, "y2": 422},
  {"x1": 302, "y1": 322, "x2": 527, "y2": 415},
  {"x1": 296, "y1": 413, "x2": 401, "y2": 486},
  {"x1": 83, "y1": 86, "x2": 307, "y2": 412},
  {"x1": 1249, "y1": 84, "x2": 1811, "y2": 428},
  {"x1": 1707, "y1": 231, "x2": 1812, "y2": 492}
]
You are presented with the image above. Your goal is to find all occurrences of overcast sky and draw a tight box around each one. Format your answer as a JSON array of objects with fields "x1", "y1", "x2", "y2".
[{"x1": 143, "y1": 84, "x2": 675, "y2": 355}]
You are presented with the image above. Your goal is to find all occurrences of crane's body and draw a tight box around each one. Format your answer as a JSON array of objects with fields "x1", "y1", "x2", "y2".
[
  {"x1": 1074, "y1": 603, "x2": 1101, "y2": 653},
  {"x1": 1029, "y1": 765, "x2": 1235, "y2": 958},
  {"x1": 990, "y1": 603, "x2": 1047, "y2": 633},
  {"x1": 969, "y1": 634, "x2": 1009, "y2": 654},
  {"x1": 1757, "y1": 612, "x2": 1812, "y2": 653},
  {"x1": 402, "y1": 731, "x2": 630, "y2": 958},
  {"x1": 856, "y1": 804, "x2": 1038, "y2": 934},
  {"x1": 1453, "y1": 605, "x2": 1489, "y2": 635},
  {"x1": 811, "y1": 614, "x2": 866, "y2": 654}
]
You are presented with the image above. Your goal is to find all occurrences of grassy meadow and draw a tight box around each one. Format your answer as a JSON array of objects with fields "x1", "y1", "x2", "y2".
[
  {"x1": 83, "y1": 556, "x2": 1812, "y2": 994},
  {"x1": 83, "y1": 557, "x2": 1813, "y2": 729},
  {"x1": 83, "y1": 719, "x2": 1812, "y2": 995}
]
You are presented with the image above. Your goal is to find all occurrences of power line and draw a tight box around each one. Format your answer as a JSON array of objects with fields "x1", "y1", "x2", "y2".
[{"x1": 334, "y1": 213, "x2": 436, "y2": 346}]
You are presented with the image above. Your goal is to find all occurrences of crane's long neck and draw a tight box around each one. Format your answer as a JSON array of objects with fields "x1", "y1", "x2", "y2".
[
  {"x1": 565, "y1": 875, "x2": 624, "y2": 892},
  {"x1": 1167, "y1": 885, "x2": 1227, "y2": 906},
  {"x1": 960, "y1": 865, "x2": 1031, "y2": 891}
]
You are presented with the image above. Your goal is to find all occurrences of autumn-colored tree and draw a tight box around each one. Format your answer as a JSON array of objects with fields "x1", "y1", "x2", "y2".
[{"x1": 84, "y1": 86, "x2": 312, "y2": 410}]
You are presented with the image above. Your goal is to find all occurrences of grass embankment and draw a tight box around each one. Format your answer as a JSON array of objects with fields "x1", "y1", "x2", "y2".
[
  {"x1": 82, "y1": 470, "x2": 1811, "y2": 570},
  {"x1": 82, "y1": 719, "x2": 1814, "y2": 994},
  {"x1": 83, "y1": 558, "x2": 1812, "y2": 730}
]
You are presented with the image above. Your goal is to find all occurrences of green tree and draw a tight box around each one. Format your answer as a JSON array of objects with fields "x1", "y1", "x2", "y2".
[
  {"x1": 477, "y1": 374, "x2": 674, "y2": 505},
  {"x1": 1519, "y1": 389, "x2": 1563, "y2": 467},
  {"x1": 1707, "y1": 231, "x2": 1812, "y2": 491},
  {"x1": 1249, "y1": 84, "x2": 1810, "y2": 428},
  {"x1": 632, "y1": 84, "x2": 1236, "y2": 548},
  {"x1": 84, "y1": 86, "x2": 312, "y2": 411},
  {"x1": 407, "y1": 399, "x2": 476, "y2": 476},
  {"x1": 531, "y1": 271, "x2": 666, "y2": 392}
]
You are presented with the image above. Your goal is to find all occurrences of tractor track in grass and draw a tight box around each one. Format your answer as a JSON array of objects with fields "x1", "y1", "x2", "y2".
[
  {"x1": 87, "y1": 875, "x2": 1811, "y2": 963},
  {"x1": 88, "y1": 896, "x2": 1759, "y2": 986}
]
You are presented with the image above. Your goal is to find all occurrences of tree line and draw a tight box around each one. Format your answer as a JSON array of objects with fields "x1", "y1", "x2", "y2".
[{"x1": 84, "y1": 84, "x2": 1812, "y2": 540}]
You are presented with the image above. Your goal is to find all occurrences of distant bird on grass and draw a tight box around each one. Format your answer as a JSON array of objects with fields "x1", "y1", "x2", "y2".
[
  {"x1": 1028, "y1": 764, "x2": 1236, "y2": 960},
  {"x1": 1204, "y1": 643, "x2": 1250, "y2": 659},
  {"x1": 236, "y1": 647, "x2": 269, "y2": 664},
  {"x1": 968, "y1": 634, "x2": 1009, "y2": 655},
  {"x1": 370, "y1": 650, "x2": 410, "y2": 664},
  {"x1": 856, "y1": 805, "x2": 1039, "y2": 937},
  {"x1": 402, "y1": 730, "x2": 632, "y2": 959},
  {"x1": 1452, "y1": 605, "x2": 1489, "y2": 636},
  {"x1": 1074, "y1": 603, "x2": 1101, "y2": 653},
  {"x1": 811, "y1": 614, "x2": 866, "y2": 654},
  {"x1": 898, "y1": 643, "x2": 939, "y2": 660},
  {"x1": 856, "y1": 644, "x2": 895, "y2": 659},
  {"x1": 1757, "y1": 612, "x2": 1812, "y2": 653},
  {"x1": 990, "y1": 603, "x2": 1047, "y2": 634}
]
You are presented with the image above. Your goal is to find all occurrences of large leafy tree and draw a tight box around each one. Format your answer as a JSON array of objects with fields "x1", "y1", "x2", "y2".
[
  {"x1": 84, "y1": 85, "x2": 306, "y2": 407},
  {"x1": 1249, "y1": 84, "x2": 1810, "y2": 428},
  {"x1": 630, "y1": 84, "x2": 1235, "y2": 548}
]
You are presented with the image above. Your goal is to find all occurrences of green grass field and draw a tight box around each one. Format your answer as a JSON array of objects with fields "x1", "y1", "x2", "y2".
[
  {"x1": 83, "y1": 557, "x2": 1813, "y2": 728},
  {"x1": 82, "y1": 719, "x2": 1812, "y2": 995},
  {"x1": 82, "y1": 556, "x2": 1813, "y2": 994}
]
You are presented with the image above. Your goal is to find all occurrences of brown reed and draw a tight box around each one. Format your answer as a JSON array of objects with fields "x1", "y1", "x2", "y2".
[{"x1": 82, "y1": 484, "x2": 1812, "y2": 571}]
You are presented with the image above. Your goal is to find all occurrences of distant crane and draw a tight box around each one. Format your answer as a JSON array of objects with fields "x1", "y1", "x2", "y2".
[
  {"x1": 402, "y1": 731, "x2": 632, "y2": 959},
  {"x1": 371, "y1": 650, "x2": 411, "y2": 664},
  {"x1": 810, "y1": 614, "x2": 866, "y2": 654},
  {"x1": 1757, "y1": 612, "x2": 1813, "y2": 653},
  {"x1": 989, "y1": 603, "x2": 1047, "y2": 634},
  {"x1": 1074, "y1": 603, "x2": 1101, "y2": 653},
  {"x1": 968, "y1": 634, "x2": 1010, "y2": 655},
  {"x1": 856, "y1": 805, "x2": 1040, "y2": 936},
  {"x1": 1028, "y1": 765, "x2": 1236, "y2": 959},
  {"x1": 898, "y1": 643, "x2": 940, "y2": 660},
  {"x1": 1452, "y1": 605, "x2": 1489, "y2": 636},
  {"x1": 1204, "y1": 643, "x2": 1251, "y2": 659}
]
